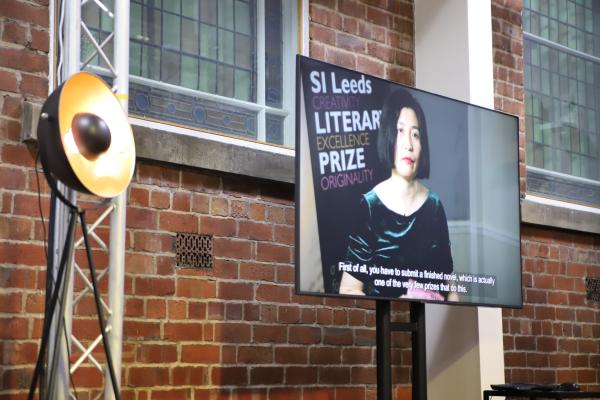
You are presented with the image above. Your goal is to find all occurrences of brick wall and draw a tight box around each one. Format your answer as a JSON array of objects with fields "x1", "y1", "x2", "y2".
[
  {"x1": 491, "y1": 0, "x2": 600, "y2": 390},
  {"x1": 0, "y1": 1, "x2": 416, "y2": 399},
  {"x1": 2, "y1": 0, "x2": 599, "y2": 398},
  {"x1": 309, "y1": 0, "x2": 414, "y2": 85},
  {"x1": 0, "y1": 0, "x2": 52, "y2": 397}
]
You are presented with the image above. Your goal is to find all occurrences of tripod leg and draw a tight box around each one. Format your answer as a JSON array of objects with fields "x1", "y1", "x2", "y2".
[
  {"x1": 46, "y1": 214, "x2": 78, "y2": 399},
  {"x1": 78, "y1": 211, "x2": 122, "y2": 400},
  {"x1": 28, "y1": 208, "x2": 78, "y2": 400}
]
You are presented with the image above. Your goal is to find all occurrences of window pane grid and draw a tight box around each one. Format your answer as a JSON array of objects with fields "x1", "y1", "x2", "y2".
[
  {"x1": 82, "y1": 0, "x2": 292, "y2": 147},
  {"x1": 524, "y1": 0, "x2": 600, "y2": 181}
]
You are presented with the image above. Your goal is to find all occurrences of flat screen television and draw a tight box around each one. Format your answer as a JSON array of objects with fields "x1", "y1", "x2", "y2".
[{"x1": 295, "y1": 56, "x2": 522, "y2": 308}]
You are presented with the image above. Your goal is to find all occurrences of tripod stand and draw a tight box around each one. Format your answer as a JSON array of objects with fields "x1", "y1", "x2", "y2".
[{"x1": 28, "y1": 183, "x2": 122, "y2": 400}]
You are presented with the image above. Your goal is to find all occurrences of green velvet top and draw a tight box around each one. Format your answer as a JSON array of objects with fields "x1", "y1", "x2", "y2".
[{"x1": 345, "y1": 189, "x2": 453, "y2": 298}]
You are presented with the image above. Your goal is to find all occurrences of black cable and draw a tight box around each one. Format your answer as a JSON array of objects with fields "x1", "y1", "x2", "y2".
[{"x1": 35, "y1": 151, "x2": 48, "y2": 261}]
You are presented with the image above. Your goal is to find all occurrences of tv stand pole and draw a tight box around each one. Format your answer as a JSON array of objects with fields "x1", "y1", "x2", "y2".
[{"x1": 376, "y1": 300, "x2": 427, "y2": 400}]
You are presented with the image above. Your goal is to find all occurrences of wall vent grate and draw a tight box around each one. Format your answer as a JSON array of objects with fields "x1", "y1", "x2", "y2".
[
  {"x1": 585, "y1": 277, "x2": 600, "y2": 302},
  {"x1": 176, "y1": 233, "x2": 213, "y2": 269}
]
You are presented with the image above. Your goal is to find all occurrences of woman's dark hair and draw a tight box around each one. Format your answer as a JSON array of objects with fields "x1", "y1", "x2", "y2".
[{"x1": 377, "y1": 88, "x2": 430, "y2": 179}]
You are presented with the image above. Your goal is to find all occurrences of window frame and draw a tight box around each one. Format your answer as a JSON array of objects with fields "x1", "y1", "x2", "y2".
[
  {"x1": 521, "y1": 2, "x2": 600, "y2": 234},
  {"x1": 121, "y1": 0, "x2": 299, "y2": 149},
  {"x1": 48, "y1": 0, "x2": 306, "y2": 183}
]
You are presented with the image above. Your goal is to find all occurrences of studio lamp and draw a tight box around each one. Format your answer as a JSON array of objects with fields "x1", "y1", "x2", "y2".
[{"x1": 30, "y1": 72, "x2": 135, "y2": 400}]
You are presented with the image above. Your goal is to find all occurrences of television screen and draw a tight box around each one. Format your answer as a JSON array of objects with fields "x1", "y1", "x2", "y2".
[{"x1": 295, "y1": 56, "x2": 522, "y2": 308}]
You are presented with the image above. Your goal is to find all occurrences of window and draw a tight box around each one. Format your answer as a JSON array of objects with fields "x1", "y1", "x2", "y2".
[
  {"x1": 81, "y1": 0, "x2": 297, "y2": 148},
  {"x1": 523, "y1": 0, "x2": 600, "y2": 206}
]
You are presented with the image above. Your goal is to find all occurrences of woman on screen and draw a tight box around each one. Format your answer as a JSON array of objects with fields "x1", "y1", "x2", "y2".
[{"x1": 339, "y1": 88, "x2": 454, "y2": 300}]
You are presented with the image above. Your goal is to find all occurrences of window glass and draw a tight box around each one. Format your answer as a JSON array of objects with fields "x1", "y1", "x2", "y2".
[
  {"x1": 524, "y1": 1, "x2": 600, "y2": 182},
  {"x1": 82, "y1": 0, "x2": 295, "y2": 147}
]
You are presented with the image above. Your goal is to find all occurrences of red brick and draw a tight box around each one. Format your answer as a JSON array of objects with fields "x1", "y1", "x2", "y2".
[
  {"x1": 256, "y1": 284, "x2": 291, "y2": 303},
  {"x1": 199, "y1": 215, "x2": 237, "y2": 236},
  {"x1": 132, "y1": 231, "x2": 173, "y2": 253},
  {"x1": 238, "y1": 346, "x2": 273, "y2": 363},
  {"x1": 213, "y1": 238, "x2": 252, "y2": 259},
  {"x1": 0, "y1": 215, "x2": 31, "y2": 241},
  {"x1": 320, "y1": 366, "x2": 351, "y2": 384},
  {"x1": 239, "y1": 262, "x2": 275, "y2": 282},
  {"x1": 239, "y1": 220, "x2": 272, "y2": 241},
  {"x1": 244, "y1": 304, "x2": 260, "y2": 321},
  {"x1": 274, "y1": 225, "x2": 293, "y2": 246},
  {"x1": 355, "y1": 328, "x2": 375, "y2": 346},
  {"x1": 276, "y1": 266, "x2": 294, "y2": 284},
  {"x1": 338, "y1": 1, "x2": 366, "y2": 18},
  {"x1": 137, "y1": 344, "x2": 177, "y2": 363},
  {"x1": 137, "y1": 163, "x2": 179, "y2": 187},
  {"x1": 275, "y1": 346, "x2": 308, "y2": 364},
  {"x1": 214, "y1": 322, "x2": 252, "y2": 343},
  {"x1": 172, "y1": 366, "x2": 207, "y2": 386},
  {"x1": 129, "y1": 367, "x2": 169, "y2": 386},
  {"x1": 289, "y1": 326, "x2": 321, "y2": 344},
  {"x1": 0, "y1": 70, "x2": 19, "y2": 93},
  {"x1": 164, "y1": 322, "x2": 203, "y2": 341},
  {"x1": 335, "y1": 387, "x2": 366, "y2": 400},
  {"x1": 212, "y1": 259, "x2": 238, "y2": 279},
  {"x1": 150, "y1": 190, "x2": 170, "y2": 209},
  {"x1": 0, "y1": 292, "x2": 22, "y2": 313},
  {"x1": 167, "y1": 299, "x2": 187, "y2": 319},
  {"x1": 249, "y1": 203, "x2": 266, "y2": 221},
  {"x1": 159, "y1": 211, "x2": 198, "y2": 233},
  {"x1": 25, "y1": 293, "x2": 43, "y2": 313},
  {"x1": 310, "y1": 24, "x2": 336, "y2": 44},
  {"x1": 253, "y1": 324, "x2": 287, "y2": 343},
  {"x1": 356, "y1": 55, "x2": 385, "y2": 77},
  {"x1": 192, "y1": 193, "x2": 210, "y2": 213},
  {"x1": 125, "y1": 252, "x2": 155, "y2": 274},
  {"x1": 19, "y1": 73, "x2": 48, "y2": 98},
  {"x1": 277, "y1": 306, "x2": 301, "y2": 324},
  {"x1": 30, "y1": 28, "x2": 49, "y2": 52},
  {"x1": 0, "y1": 166, "x2": 26, "y2": 190},
  {"x1": 0, "y1": 0, "x2": 49, "y2": 27},
  {"x1": 2, "y1": 20, "x2": 28, "y2": 45},
  {"x1": 0, "y1": 242, "x2": 45, "y2": 266},
  {"x1": 310, "y1": 347, "x2": 341, "y2": 364},
  {"x1": 172, "y1": 192, "x2": 190, "y2": 211},
  {"x1": 343, "y1": 348, "x2": 372, "y2": 364},
  {"x1": 256, "y1": 243, "x2": 291, "y2": 263},
  {"x1": 211, "y1": 367, "x2": 247, "y2": 385},
  {"x1": 181, "y1": 344, "x2": 220, "y2": 363},
  {"x1": 324, "y1": 327, "x2": 353, "y2": 345},
  {"x1": 210, "y1": 197, "x2": 229, "y2": 216},
  {"x1": 187, "y1": 301, "x2": 206, "y2": 320},
  {"x1": 386, "y1": 65, "x2": 413, "y2": 85},
  {"x1": 310, "y1": 5, "x2": 342, "y2": 29},
  {"x1": 176, "y1": 278, "x2": 216, "y2": 298},
  {"x1": 250, "y1": 367, "x2": 283, "y2": 385},
  {"x1": 126, "y1": 207, "x2": 158, "y2": 229},
  {"x1": 336, "y1": 32, "x2": 365, "y2": 52},
  {"x1": 123, "y1": 320, "x2": 161, "y2": 339},
  {"x1": 218, "y1": 281, "x2": 254, "y2": 300},
  {"x1": 2, "y1": 95, "x2": 23, "y2": 117},
  {"x1": 285, "y1": 367, "x2": 318, "y2": 385},
  {"x1": 207, "y1": 302, "x2": 225, "y2": 320},
  {"x1": 181, "y1": 170, "x2": 220, "y2": 192},
  {"x1": 128, "y1": 186, "x2": 149, "y2": 207},
  {"x1": 124, "y1": 297, "x2": 144, "y2": 317}
]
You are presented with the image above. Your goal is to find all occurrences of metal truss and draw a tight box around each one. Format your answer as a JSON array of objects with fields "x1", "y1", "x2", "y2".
[{"x1": 49, "y1": 1, "x2": 130, "y2": 399}]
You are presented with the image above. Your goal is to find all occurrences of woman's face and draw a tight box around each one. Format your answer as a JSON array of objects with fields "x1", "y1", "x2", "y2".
[{"x1": 393, "y1": 107, "x2": 421, "y2": 180}]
